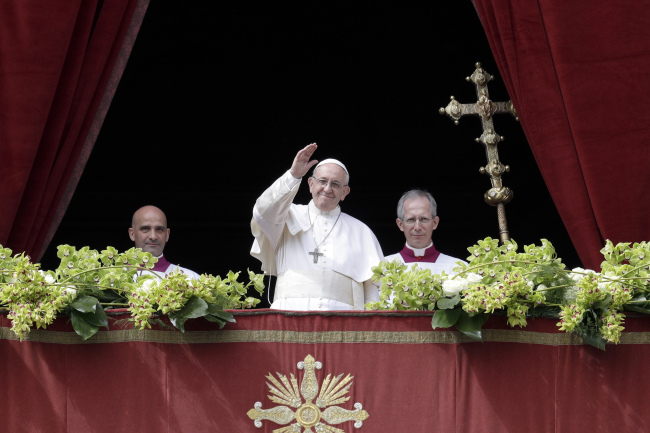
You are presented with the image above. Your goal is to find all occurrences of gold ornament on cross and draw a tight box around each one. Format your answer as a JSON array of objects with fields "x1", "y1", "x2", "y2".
[{"x1": 439, "y1": 62, "x2": 519, "y2": 243}]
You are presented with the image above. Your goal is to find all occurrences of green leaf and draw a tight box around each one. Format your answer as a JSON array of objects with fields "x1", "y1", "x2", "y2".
[
  {"x1": 431, "y1": 309, "x2": 461, "y2": 329},
  {"x1": 203, "y1": 315, "x2": 228, "y2": 329},
  {"x1": 625, "y1": 305, "x2": 650, "y2": 315},
  {"x1": 85, "y1": 303, "x2": 109, "y2": 328},
  {"x1": 576, "y1": 326, "x2": 607, "y2": 351},
  {"x1": 203, "y1": 314, "x2": 225, "y2": 323},
  {"x1": 97, "y1": 289, "x2": 125, "y2": 303},
  {"x1": 206, "y1": 304, "x2": 236, "y2": 323},
  {"x1": 176, "y1": 296, "x2": 209, "y2": 319},
  {"x1": 70, "y1": 309, "x2": 100, "y2": 340},
  {"x1": 169, "y1": 316, "x2": 188, "y2": 332},
  {"x1": 168, "y1": 296, "x2": 209, "y2": 332},
  {"x1": 436, "y1": 294, "x2": 460, "y2": 310},
  {"x1": 71, "y1": 295, "x2": 98, "y2": 313},
  {"x1": 87, "y1": 285, "x2": 105, "y2": 297},
  {"x1": 527, "y1": 306, "x2": 561, "y2": 319},
  {"x1": 454, "y1": 311, "x2": 490, "y2": 341},
  {"x1": 593, "y1": 294, "x2": 612, "y2": 310},
  {"x1": 70, "y1": 302, "x2": 108, "y2": 331}
]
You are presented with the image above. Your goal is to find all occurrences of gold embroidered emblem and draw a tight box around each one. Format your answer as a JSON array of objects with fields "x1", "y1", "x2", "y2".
[{"x1": 247, "y1": 354, "x2": 369, "y2": 432}]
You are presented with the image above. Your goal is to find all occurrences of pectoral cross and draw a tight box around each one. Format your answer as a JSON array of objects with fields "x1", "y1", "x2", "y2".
[
  {"x1": 309, "y1": 247, "x2": 324, "y2": 263},
  {"x1": 439, "y1": 62, "x2": 519, "y2": 244}
]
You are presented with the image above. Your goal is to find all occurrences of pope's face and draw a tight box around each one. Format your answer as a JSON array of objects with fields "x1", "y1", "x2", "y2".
[
  {"x1": 396, "y1": 196, "x2": 440, "y2": 249},
  {"x1": 308, "y1": 164, "x2": 350, "y2": 212},
  {"x1": 128, "y1": 206, "x2": 170, "y2": 256}
]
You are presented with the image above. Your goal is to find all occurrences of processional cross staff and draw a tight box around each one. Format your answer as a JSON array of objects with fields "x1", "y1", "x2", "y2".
[{"x1": 439, "y1": 62, "x2": 519, "y2": 244}]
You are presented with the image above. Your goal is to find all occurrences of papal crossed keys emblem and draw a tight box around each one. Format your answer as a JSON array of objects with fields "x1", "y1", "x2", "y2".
[{"x1": 247, "y1": 354, "x2": 369, "y2": 432}]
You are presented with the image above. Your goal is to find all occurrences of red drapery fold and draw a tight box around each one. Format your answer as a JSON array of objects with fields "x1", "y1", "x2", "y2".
[
  {"x1": 472, "y1": 0, "x2": 650, "y2": 270},
  {"x1": 0, "y1": 0, "x2": 149, "y2": 261}
]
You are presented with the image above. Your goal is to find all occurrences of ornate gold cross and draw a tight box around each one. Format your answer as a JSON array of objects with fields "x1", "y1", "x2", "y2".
[{"x1": 439, "y1": 62, "x2": 518, "y2": 244}]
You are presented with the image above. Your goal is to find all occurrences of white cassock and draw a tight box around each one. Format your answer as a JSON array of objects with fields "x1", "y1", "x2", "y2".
[{"x1": 251, "y1": 170, "x2": 384, "y2": 310}]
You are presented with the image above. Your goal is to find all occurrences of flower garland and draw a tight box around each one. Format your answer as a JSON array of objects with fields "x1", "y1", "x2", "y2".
[
  {"x1": 2, "y1": 239, "x2": 648, "y2": 348},
  {"x1": 368, "y1": 238, "x2": 650, "y2": 349},
  {"x1": 0, "y1": 245, "x2": 265, "y2": 341}
]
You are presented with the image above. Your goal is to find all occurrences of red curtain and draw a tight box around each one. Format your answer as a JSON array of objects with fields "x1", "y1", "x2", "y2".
[
  {"x1": 0, "y1": 0, "x2": 149, "y2": 261},
  {"x1": 472, "y1": 0, "x2": 650, "y2": 270}
]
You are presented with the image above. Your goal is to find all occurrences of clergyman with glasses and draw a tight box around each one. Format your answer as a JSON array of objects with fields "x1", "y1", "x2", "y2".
[
  {"x1": 250, "y1": 142, "x2": 384, "y2": 311},
  {"x1": 384, "y1": 189, "x2": 465, "y2": 274}
]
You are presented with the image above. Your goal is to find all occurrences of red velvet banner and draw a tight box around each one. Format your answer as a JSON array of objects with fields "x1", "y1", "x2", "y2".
[{"x1": 1, "y1": 310, "x2": 649, "y2": 432}]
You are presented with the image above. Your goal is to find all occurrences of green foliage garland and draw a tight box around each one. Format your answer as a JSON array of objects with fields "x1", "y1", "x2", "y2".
[
  {"x1": 0, "y1": 244, "x2": 265, "y2": 341},
  {"x1": 2, "y1": 238, "x2": 648, "y2": 350},
  {"x1": 368, "y1": 238, "x2": 650, "y2": 350}
]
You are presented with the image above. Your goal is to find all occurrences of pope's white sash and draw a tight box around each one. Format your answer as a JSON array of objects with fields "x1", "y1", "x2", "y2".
[{"x1": 274, "y1": 270, "x2": 364, "y2": 309}]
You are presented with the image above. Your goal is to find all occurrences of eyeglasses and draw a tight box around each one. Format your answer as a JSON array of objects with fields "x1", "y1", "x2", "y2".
[
  {"x1": 311, "y1": 177, "x2": 347, "y2": 190},
  {"x1": 401, "y1": 217, "x2": 435, "y2": 226}
]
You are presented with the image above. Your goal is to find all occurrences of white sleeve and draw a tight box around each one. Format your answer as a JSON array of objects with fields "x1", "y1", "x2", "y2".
[
  {"x1": 250, "y1": 171, "x2": 303, "y2": 275},
  {"x1": 252, "y1": 170, "x2": 301, "y2": 249}
]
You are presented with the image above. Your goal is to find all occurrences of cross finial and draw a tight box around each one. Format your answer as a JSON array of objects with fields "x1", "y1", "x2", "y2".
[{"x1": 439, "y1": 63, "x2": 518, "y2": 244}]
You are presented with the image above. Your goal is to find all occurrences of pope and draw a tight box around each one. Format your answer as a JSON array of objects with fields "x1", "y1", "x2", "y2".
[{"x1": 250, "y1": 143, "x2": 384, "y2": 310}]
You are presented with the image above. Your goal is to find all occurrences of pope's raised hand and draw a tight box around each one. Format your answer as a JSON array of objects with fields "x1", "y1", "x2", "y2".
[{"x1": 289, "y1": 143, "x2": 319, "y2": 179}]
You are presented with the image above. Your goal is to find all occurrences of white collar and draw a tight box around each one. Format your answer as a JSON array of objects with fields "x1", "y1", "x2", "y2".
[
  {"x1": 308, "y1": 200, "x2": 341, "y2": 220},
  {"x1": 405, "y1": 241, "x2": 433, "y2": 257}
]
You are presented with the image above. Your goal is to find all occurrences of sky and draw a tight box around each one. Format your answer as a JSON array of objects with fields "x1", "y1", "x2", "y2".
[{"x1": 40, "y1": 2, "x2": 581, "y2": 283}]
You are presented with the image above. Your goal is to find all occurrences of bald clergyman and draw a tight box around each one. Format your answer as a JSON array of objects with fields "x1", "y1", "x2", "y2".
[
  {"x1": 250, "y1": 143, "x2": 384, "y2": 311},
  {"x1": 129, "y1": 205, "x2": 201, "y2": 280}
]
